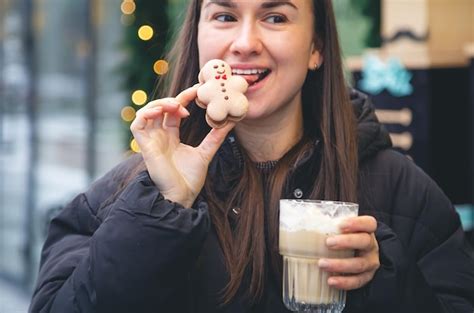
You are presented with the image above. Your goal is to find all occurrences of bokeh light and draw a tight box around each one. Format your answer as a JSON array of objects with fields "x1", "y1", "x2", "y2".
[
  {"x1": 132, "y1": 90, "x2": 147, "y2": 106},
  {"x1": 153, "y1": 60, "x2": 169, "y2": 75},
  {"x1": 121, "y1": 106, "x2": 136, "y2": 122},
  {"x1": 121, "y1": 0, "x2": 136, "y2": 15},
  {"x1": 130, "y1": 138, "x2": 141, "y2": 153},
  {"x1": 138, "y1": 25, "x2": 154, "y2": 41}
]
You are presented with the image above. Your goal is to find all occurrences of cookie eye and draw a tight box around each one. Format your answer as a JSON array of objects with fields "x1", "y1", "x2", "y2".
[
  {"x1": 221, "y1": 64, "x2": 225, "y2": 67},
  {"x1": 213, "y1": 65, "x2": 218, "y2": 69}
]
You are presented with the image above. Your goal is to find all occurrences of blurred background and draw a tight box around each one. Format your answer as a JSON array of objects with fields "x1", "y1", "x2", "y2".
[{"x1": 0, "y1": 0, "x2": 472, "y2": 311}]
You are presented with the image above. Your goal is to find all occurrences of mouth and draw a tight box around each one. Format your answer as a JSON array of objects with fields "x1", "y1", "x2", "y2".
[{"x1": 231, "y1": 68, "x2": 271, "y2": 87}]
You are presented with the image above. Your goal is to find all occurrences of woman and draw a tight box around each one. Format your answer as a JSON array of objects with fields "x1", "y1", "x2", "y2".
[{"x1": 29, "y1": 0, "x2": 474, "y2": 312}]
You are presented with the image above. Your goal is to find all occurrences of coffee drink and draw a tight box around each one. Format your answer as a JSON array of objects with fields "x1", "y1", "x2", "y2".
[{"x1": 279, "y1": 200, "x2": 358, "y2": 313}]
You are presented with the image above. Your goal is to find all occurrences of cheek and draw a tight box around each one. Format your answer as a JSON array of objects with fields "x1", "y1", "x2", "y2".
[
  {"x1": 270, "y1": 35, "x2": 312, "y2": 63},
  {"x1": 267, "y1": 36, "x2": 291, "y2": 57},
  {"x1": 197, "y1": 27, "x2": 228, "y2": 65}
]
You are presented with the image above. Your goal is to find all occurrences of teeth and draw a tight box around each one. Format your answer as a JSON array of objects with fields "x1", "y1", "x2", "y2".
[{"x1": 232, "y1": 68, "x2": 268, "y2": 75}]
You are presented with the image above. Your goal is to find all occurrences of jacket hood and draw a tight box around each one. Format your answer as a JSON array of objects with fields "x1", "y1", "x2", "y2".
[{"x1": 350, "y1": 89, "x2": 392, "y2": 162}]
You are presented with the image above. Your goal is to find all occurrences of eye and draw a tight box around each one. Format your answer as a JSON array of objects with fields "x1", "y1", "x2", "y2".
[
  {"x1": 265, "y1": 15, "x2": 287, "y2": 24},
  {"x1": 221, "y1": 64, "x2": 225, "y2": 67},
  {"x1": 215, "y1": 14, "x2": 237, "y2": 23},
  {"x1": 213, "y1": 65, "x2": 218, "y2": 69}
]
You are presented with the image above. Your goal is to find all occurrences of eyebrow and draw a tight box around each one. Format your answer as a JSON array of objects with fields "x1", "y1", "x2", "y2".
[
  {"x1": 204, "y1": 0, "x2": 298, "y2": 10},
  {"x1": 261, "y1": 0, "x2": 297, "y2": 10}
]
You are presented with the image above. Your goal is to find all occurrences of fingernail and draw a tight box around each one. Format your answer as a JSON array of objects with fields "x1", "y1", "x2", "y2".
[
  {"x1": 318, "y1": 259, "x2": 329, "y2": 268},
  {"x1": 326, "y1": 237, "x2": 337, "y2": 247},
  {"x1": 340, "y1": 219, "x2": 351, "y2": 228},
  {"x1": 179, "y1": 107, "x2": 190, "y2": 116}
]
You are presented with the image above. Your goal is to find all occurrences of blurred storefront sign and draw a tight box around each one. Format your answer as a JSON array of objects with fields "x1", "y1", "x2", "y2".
[{"x1": 347, "y1": 0, "x2": 474, "y2": 206}]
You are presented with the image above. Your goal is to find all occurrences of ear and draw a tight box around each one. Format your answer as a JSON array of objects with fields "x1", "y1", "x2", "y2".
[{"x1": 308, "y1": 42, "x2": 323, "y2": 70}]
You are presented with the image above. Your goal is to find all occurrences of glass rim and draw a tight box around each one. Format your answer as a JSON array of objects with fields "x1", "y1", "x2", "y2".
[{"x1": 279, "y1": 199, "x2": 358, "y2": 208}]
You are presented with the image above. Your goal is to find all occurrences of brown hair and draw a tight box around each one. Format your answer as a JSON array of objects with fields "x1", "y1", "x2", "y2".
[{"x1": 151, "y1": 0, "x2": 357, "y2": 305}]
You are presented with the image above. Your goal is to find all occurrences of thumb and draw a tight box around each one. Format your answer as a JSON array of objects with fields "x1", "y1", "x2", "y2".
[{"x1": 198, "y1": 122, "x2": 235, "y2": 162}]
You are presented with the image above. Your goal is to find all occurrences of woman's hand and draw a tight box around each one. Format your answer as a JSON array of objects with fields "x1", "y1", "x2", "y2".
[
  {"x1": 130, "y1": 85, "x2": 235, "y2": 208},
  {"x1": 318, "y1": 216, "x2": 380, "y2": 290}
]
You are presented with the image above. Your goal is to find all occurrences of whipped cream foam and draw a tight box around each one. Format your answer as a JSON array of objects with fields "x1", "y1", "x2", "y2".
[{"x1": 279, "y1": 200, "x2": 358, "y2": 234}]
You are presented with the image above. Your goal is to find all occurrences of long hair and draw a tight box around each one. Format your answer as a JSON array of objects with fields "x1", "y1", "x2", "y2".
[{"x1": 150, "y1": 0, "x2": 357, "y2": 305}]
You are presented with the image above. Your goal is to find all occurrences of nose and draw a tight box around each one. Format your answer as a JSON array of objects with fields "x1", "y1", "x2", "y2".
[{"x1": 229, "y1": 22, "x2": 263, "y2": 57}]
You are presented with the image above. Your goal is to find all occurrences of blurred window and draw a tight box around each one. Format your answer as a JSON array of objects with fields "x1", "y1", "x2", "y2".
[{"x1": 0, "y1": 0, "x2": 126, "y2": 289}]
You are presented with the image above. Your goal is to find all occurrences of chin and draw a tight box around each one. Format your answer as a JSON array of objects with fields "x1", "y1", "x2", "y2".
[
  {"x1": 242, "y1": 112, "x2": 268, "y2": 124},
  {"x1": 242, "y1": 107, "x2": 269, "y2": 122}
]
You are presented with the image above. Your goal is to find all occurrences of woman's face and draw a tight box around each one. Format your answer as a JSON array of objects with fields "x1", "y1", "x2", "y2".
[{"x1": 197, "y1": 0, "x2": 322, "y2": 122}]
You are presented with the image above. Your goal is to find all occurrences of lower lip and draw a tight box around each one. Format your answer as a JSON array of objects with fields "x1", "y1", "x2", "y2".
[{"x1": 247, "y1": 71, "x2": 271, "y2": 93}]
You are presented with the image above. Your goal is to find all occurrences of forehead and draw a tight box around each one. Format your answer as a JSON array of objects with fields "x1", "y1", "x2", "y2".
[{"x1": 201, "y1": 0, "x2": 308, "y2": 9}]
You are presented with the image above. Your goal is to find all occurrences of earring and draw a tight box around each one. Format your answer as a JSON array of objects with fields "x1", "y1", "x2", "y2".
[{"x1": 313, "y1": 63, "x2": 321, "y2": 70}]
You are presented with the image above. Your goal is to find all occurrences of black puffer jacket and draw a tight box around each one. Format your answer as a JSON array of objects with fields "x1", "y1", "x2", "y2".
[{"x1": 29, "y1": 91, "x2": 474, "y2": 313}]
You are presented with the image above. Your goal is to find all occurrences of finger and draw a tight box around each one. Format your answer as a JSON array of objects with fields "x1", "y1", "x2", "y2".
[
  {"x1": 145, "y1": 98, "x2": 180, "y2": 110},
  {"x1": 152, "y1": 107, "x2": 164, "y2": 128},
  {"x1": 159, "y1": 85, "x2": 198, "y2": 130},
  {"x1": 132, "y1": 106, "x2": 165, "y2": 132},
  {"x1": 318, "y1": 256, "x2": 374, "y2": 274},
  {"x1": 163, "y1": 106, "x2": 190, "y2": 127},
  {"x1": 161, "y1": 87, "x2": 195, "y2": 131},
  {"x1": 175, "y1": 85, "x2": 199, "y2": 107},
  {"x1": 131, "y1": 106, "x2": 156, "y2": 131},
  {"x1": 145, "y1": 100, "x2": 189, "y2": 117},
  {"x1": 328, "y1": 271, "x2": 374, "y2": 290},
  {"x1": 141, "y1": 106, "x2": 164, "y2": 125},
  {"x1": 130, "y1": 112, "x2": 147, "y2": 131},
  {"x1": 198, "y1": 122, "x2": 235, "y2": 162},
  {"x1": 136, "y1": 101, "x2": 179, "y2": 130},
  {"x1": 326, "y1": 233, "x2": 374, "y2": 250},
  {"x1": 340, "y1": 216, "x2": 377, "y2": 233},
  {"x1": 146, "y1": 117, "x2": 154, "y2": 130}
]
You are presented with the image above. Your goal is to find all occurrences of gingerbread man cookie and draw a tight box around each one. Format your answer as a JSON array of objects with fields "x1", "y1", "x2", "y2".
[{"x1": 196, "y1": 59, "x2": 249, "y2": 128}]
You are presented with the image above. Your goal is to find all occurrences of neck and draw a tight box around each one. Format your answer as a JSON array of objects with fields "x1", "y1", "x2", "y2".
[{"x1": 235, "y1": 104, "x2": 303, "y2": 162}]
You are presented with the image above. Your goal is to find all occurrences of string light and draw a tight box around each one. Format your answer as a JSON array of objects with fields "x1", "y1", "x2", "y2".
[
  {"x1": 153, "y1": 60, "x2": 169, "y2": 75},
  {"x1": 131, "y1": 90, "x2": 148, "y2": 106},
  {"x1": 120, "y1": 0, "x2": 156, "y2": 155},
  {"x1": 121, "y1": 106, "x2": 136, "y2": 122},
  {"x1": 138, "y1": 25, "x2": 154, "y2": 41}
]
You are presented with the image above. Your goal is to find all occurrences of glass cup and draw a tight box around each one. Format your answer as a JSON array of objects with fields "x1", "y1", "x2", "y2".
[{"x1": 279, "y1": 200, "x2": 359, "y2": 313}]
